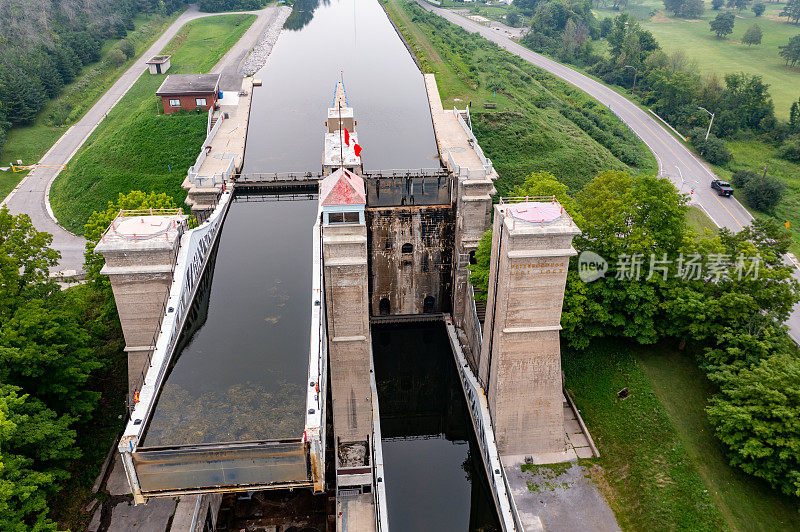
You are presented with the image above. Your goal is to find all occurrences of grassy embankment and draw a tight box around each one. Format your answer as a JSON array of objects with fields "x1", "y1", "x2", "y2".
[
  {"x1": 0, "y1": 12, "x2": 181, "y2": 200},
  {"x1": 565, "y1": 341, "x2": 800, "y2": 531},
  {"x1": 382, "y1": 0, "x2": 656, "y2": 196},
  {"x1": 50, "y1": 14, "x2": 256, "y2": 234}
]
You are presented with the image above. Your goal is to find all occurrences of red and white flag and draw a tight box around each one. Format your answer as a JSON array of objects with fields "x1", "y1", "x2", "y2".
[
  {"x1": 344, "y1": 127, "x2": 350, "y2": 146},
  {"x1": 354, "y1": 144, "x2": 362, "y2": 157}
]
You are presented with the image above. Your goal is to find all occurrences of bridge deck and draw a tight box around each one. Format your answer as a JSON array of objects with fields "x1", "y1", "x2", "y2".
[{"x1": 141, "y1": 193, "x2": 319, "y2": 448}]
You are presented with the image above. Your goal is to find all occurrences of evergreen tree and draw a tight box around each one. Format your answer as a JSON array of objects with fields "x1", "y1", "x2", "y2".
[{"x1": 790, "y1": 98, "x2": 800, "y2": 132}]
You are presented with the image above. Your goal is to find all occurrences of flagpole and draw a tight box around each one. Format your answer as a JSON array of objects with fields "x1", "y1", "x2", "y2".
[{"x1": 338, "y1": 101, "x2": 344, "y2": 170}]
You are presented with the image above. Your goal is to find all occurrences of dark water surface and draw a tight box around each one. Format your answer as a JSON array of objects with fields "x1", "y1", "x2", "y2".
[
  {"x1": 243, "y1": 0, "x2": 438, "y2": 172},
  {"x1": 373, "y1": 324, "x2": 501, "y2": 531},
  {"x1": 143, "y1": 195, "x2": 318, "y2": 446}
]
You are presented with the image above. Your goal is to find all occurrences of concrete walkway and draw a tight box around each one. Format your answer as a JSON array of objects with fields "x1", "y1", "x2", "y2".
[{"x1": 1, "y1": 5, "x2": 279, "y2": 274}]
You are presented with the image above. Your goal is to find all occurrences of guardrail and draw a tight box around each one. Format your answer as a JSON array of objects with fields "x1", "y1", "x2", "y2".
[
  {"x1": 187, "y1": 112, "x2": 226, "y2": 185},
  {"x1": 444, "y1": 315, "x2": 520, "y2": 532},
  {"x1": 366, "y1": 168, "x2": 447, "y2": 178},
  {"x1": 452, "y1": 107, "x2": 494, "y2": 178},
  {"x1": 119, "y1": 191, "x2": 233, "y2": 503},
  {"x1": 235, "y1": 171, "x2": 321, "y2": 183},
  {"x1": 304, "y1": 208, "x2": 327, "y2": 493},
  {"x1": 369, "y1": 341, "x2": 390, "y2": 531}
]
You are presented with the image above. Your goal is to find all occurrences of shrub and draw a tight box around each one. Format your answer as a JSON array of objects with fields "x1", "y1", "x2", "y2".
[
  {"x1": 105, "y1": 48, "x2": 126, "y2": 68},
  {"x1": 707, "y1": 353, "x2": 800, "y2": 497},
  {"x1": 731, "y1": 169, "x2": 759, "y2": 188},
  {"x1": 742, "y1": 174, "x2": 785, "y2": 211},
  {"x1": 753, "y1": 2, "x2": 765, "y2": 16},
  {"x1": 688, "y1": 127, "x2": 732, "y2": 165},
  {"x1": 778, "y1": 136, "x2": 800, "y2": 162},
  {"x1": 117, "y1": 39, "x2": 136, "y2": 59}
]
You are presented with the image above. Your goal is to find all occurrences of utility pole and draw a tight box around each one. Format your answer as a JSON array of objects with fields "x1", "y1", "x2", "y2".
[
  {"x1": 762, "y1": 163, "x2": 770, "y2": 182},
  {"x1": 698, "y1": 106, "x2": 715, "y2": 141}
]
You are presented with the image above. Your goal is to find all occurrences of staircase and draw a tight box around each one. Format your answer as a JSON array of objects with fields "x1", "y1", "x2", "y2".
[{"x1": 474, "y1": 300, "x2": 486, "y2": 324}]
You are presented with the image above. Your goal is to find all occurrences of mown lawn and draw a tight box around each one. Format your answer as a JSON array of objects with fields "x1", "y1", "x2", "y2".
[
  {"x1": 50, "y1": 14, "x2": 256, "y2": 234},
  {"x1": 565, "y1": 340, "x2": 800, "y2": 531},
  {"x1": 383, "y1": 0, "x2": 656, "y2": 195},
  {"x1": 687, "y1": 205, "x2": 719, "y2": 235},
  {"x1": 0, "y1": 12, "x2": 180, "y2": 199}
]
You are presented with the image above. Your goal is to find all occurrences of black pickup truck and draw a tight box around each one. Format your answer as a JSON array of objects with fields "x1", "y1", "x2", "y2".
[{"x1": 711, "y1": 179, "x2": 734, "y2": 197}]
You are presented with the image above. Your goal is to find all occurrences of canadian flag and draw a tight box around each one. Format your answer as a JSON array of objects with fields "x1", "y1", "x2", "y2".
[
  {"x1": 344, "y1": 128, "x2": 350, "y2": 146},
  {"x1": 354, "y1": 144, "x2": 362, "y2": 157}
]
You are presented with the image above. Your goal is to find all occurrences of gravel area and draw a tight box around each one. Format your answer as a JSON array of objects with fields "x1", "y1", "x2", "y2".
[{"x1": 241, "y1": 6, "x2": 292, "y2": 76}]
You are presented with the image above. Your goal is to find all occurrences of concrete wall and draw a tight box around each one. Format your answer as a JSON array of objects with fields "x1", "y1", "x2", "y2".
[
  {"x1": 366, "y1": 206, "x2": 454, "y2": 316},
  {"x1": 480, "y1": 204, "x2": 579, "y2": 459},
  {"x1": 323, "y1": 222, "x2": 373, "y2": 443}
]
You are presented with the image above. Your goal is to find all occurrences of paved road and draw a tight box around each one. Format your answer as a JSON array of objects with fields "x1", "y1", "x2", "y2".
[
  {"x1": 417, "y1": 1, "x2": 800, "y2": 342},
  {"x1": 0, "y1": 5, "x2": 279, "y2": 274}
]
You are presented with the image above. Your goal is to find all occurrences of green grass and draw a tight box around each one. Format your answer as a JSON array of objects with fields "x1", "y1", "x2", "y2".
[
  {"x1": 594, "y1": 0, "x2": 800, "y2": 120},
  {"x1": 638, "y1": 346, "x2": 800, "y2": 532},
  {"x1": 565, "y1": 340, "x2": 800, "y2": 531},
  {"x1": 384, "y1": 0, "x2": 656, "y2": 194},
  {"x1": 50, "y1": 14, "x2": 256, "y2": 234},
  {"x1": 0, "y1": 12, "x2": 181, "y2": 200},
  {"x1": 687, "y1": 205, "x2": 719, "y2": 235},
  {"x1": 564, "y1": 341, "x2": 727, "y2": 530}
]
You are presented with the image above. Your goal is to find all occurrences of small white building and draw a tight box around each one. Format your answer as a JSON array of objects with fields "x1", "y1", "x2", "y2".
[{"x1": 146, "y1": 55, "x2": 171, "y2": 75}]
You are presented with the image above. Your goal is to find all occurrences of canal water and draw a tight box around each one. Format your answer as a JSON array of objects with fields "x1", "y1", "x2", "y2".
[
  {"x1": 373, "y1": 323, "x2": 501, "y2": 531},
  {"x1": 142, "y1": 194, "x2": 318, "y2": 446},
  {"x1": 243, "y1": 0, "x2": 438, "y2": 172}
]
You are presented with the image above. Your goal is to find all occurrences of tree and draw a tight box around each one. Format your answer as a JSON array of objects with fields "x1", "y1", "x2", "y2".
[
  {"x1": 506, "y1": 11, "x2": 520, "y2": 26},
  {"x1": 731, "y1": 168, "x2": 759, "y2": 188},
  {"x1": 712, "y1": 0, "x2": 724, "y2": 9},
  {"x1": 117, "y1": 39, "x2": 136, "y2": 59},
  {"x1": 718, "y1": 72, "x2": 775, "y2": 133},
  {"x1": 680, "y1": 0, "x2": 705, "y2": 17},
  {"x1": 707, "y1": 353, "x2": 800, "y2": 497},
  {"x1": 688, "y1": 127, "x2": 733, "y2": 164},
  {"x1": 727, "y1": 0, "x2": 748, "y2": 11},
  {"x1": 469, "y1": 230, "x2": 492, "y2": 302},
  {"x1": 790, "y1": 98, "x2": 800, "y2": 132},
  {"x1": 778, "y1": 35, "x2": 800, "y2": 67},
  {"x1": 752, "y1": 2, "x2": 765, "y2": 16},
  {"x1": 742, "y1": 23, "x2": 763, "y2": 46},
  {"x1": 742, "y1": 173, "x2": 785, "y2": 211},
  {"x1": 710, "y1": 12, "x2": 735, "y2": 38},
  {"x1": 780, "y1": 0, "x2": 800, "y2": 24}
]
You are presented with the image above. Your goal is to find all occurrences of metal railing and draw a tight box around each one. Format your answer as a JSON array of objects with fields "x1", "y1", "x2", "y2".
[
  {"x1": 366, "y1": 168, "x2": 447, "y2": 178},
  {"x1": 443, "y1": 316, "x2": 520, "y2": 532},
  {"x1": 369, "y1": 340, "x2": 390, "y2": 532},
  {"x1": 235, "y1": 171, "x2": 321, "y2": 183},
  {"x1": 451, "y1": 107, "x2": 494, "y2": 178},
  {"x1": 187, "y1": 112, "x2": 226, "y2": 185}
]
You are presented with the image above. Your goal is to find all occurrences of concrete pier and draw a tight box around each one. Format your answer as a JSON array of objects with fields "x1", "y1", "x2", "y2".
[{"x1": 94, "y1": 210, "x2": 187, "y2": 395}]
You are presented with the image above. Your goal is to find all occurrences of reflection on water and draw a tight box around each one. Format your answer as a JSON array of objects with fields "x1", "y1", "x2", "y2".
[
  {"x1": 245, "y1": 0, "x2": 437, "y2": 173},
  {"x1": 373, "y1": 324, "x2": 501, "y2": 531},
  {"x1": 284, "y1": 0, "x2": 327, "y2": 31},
  {"x1": 142, "y1": 196, "x2": 319, "y2": 447}
]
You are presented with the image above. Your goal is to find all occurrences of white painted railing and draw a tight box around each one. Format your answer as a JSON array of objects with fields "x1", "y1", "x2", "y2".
[
  {"x1": 444, "y1": 316, "x2": 520, "y2": 532},
  {"x1": 304, "y1": 208, "x2": 327, "y2": 492},
  {"x1": 452, "y1": 107, "x2": 494, "y2": 178},
  {"x1": 118, "y1": 191, "x2": 232, "y2": 502},
  {"x1": 187, "y1": 112, "x2": 226, "y2": 185},
  {"x1": 369, "y1": 341, "x2": 390, "y2": 531}
]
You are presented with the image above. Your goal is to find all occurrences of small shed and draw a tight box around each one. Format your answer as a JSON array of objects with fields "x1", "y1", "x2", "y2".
[
  {"x1": 155, "y1": 73, "x2": 221, "y2": 114},
  {"x1": 146, "y1": 55, "x2": 171, "y2": 75}
]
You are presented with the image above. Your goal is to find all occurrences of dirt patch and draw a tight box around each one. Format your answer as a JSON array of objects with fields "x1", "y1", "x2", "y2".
[{"x1": 651, "y1": 13, "x2": 674, "y2": 23}]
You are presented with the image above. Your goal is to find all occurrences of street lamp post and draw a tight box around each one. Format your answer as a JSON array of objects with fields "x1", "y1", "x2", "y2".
[
  {"x1": 623, "y1": 65, "x2": 638, "y2": 95},
  {"x1": 698, "y1": 106, "x2": 715, "y2": 141}
]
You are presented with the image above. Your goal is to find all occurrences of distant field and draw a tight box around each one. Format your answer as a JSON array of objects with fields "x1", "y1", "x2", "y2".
[
  {"x1": 50, "y1": 14, "x2": 256, "y2": 234},
  {"x1": 595, "y1": 0, "x2": 800, "y2": 120}
]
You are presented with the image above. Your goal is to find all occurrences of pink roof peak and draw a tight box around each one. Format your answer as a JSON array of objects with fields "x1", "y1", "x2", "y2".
[{"x1": 320, "y1": 168, "x2": 366, "y2": 206}]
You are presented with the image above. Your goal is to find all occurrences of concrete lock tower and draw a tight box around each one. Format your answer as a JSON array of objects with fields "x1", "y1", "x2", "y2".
[
  {"x1": 320, "y1": 168, "x2": 374, "y2": 488},
  {"x1": 479, "y1": 198, "x2": 580, "y2": 459},
  {"x1": 94, "y1": 210, "x2": 187, "y2": 395}
]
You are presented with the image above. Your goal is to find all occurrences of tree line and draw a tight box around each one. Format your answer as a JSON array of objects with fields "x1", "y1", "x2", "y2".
[
  {"x1": 0, "y1": 0, "x2": 189, "y2": 158},
  {"x1": 471, "y1": 170, "x2": 800, "y2": 500}
]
